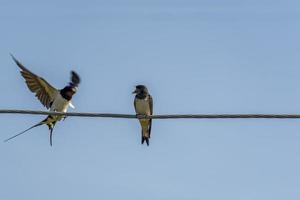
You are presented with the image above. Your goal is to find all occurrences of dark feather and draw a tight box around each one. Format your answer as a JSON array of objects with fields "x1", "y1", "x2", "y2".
[
  {"x1": 4, "y1": 121, "x2": 44, "y2": 142},
  {"x1": 10, "y1": 54, "x2": 58, "y2": 109},
  {"x1": 148, "y1": 94, "x2": 153, "y2": 138},
  {"x1": 70, "y1": 71, "x2": 80, "y2": 87}
]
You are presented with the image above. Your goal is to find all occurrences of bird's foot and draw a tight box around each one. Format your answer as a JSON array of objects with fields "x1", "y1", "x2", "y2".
[{"x1": 136, "y1": 114, "x2": 147, "y2": 119}]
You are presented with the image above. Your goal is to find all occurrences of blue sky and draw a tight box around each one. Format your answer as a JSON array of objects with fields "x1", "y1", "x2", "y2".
[{"x1": 1, "y1": 0, "x2": 300, "y2": 199}]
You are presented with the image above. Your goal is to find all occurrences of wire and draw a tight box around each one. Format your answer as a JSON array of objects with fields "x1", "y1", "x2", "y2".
[{"x1": 1, "y1": 109, "x2": 300, "y2": 119}]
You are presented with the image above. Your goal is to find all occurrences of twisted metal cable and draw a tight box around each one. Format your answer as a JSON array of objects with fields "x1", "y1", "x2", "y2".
[{"x1": 1, "y1": 109, "x2": 300, "y2": 119}]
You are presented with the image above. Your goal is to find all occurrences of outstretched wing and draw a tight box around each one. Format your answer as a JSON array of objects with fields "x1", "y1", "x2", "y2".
[
  {"x1": 11, "y1": 54, "x2": 58, "y2": 109},
  {"x1": 148, "y1": 95, "x2": 153, "y2": 137},
  {"x1": 70, "y1": 71, "x2": 80, "y2": 87}
]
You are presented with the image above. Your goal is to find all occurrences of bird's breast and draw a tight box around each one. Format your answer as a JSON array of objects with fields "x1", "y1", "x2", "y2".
[
  {"x1": 50, "y1": 93, "x2": 70, "y2": 113},
  {"x1": 135, "y1": 98, "x2": 151, "y2": 115}
]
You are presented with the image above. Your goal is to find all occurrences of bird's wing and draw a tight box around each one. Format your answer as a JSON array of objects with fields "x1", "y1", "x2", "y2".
[
  {"x1": 11, "y1": 54, "x2": 58, "y2": 109},
  {"x1": 70, "y1": 71, "x2": 80, "y2": 87},
  {"x1": 134, "y1": 97, "x2": 138, "y2": 113},
  {"x1": 148, "y1": 94, "x2": 153, "y2": 137}
]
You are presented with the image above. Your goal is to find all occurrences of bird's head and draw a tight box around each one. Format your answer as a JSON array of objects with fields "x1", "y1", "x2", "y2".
[
  {"x1": 133, "y1": 85, "x2": 148, "y2": 97},
  {"x1": 61, "y1": 71, "x2": 81, "y2": 100},
  {"x1": 61, "y1": 86, "x2": 77, "y2": 100}
]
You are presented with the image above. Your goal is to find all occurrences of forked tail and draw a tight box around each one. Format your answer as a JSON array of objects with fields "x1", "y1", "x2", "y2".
[
  {"x1": 141, "y1": 136, "x2": 150, "y2": 146},
  {"x1": 4, "y1": 121, "x2": 45, "y2": 143}
]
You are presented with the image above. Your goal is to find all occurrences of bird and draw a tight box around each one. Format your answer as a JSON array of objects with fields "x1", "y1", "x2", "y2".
[
  {"x1": 4, "y1": 54, "x2": 81, "y2": 146},
  {"x1": 133, "y1": 85, "x2": 153, "y2": 146}
]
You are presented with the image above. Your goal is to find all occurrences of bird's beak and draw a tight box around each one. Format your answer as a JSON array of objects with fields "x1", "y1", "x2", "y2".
[{"x1": 132, "y1": 89, "x2": 137, "y2": 94}]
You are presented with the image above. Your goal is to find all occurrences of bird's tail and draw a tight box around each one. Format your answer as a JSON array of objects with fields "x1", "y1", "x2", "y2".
[
  {"x1": 141, "y1": 128, "x2": 150, "y2": 146},
  {"x1": 4, "y1": 120, "x2": 45, "y2": 143},
  {"x1": 48, "y1": 120, "x2": 56, "y2": 147},
  {"x1": 141, "y1": 136, "x2": 150, "y2": 146}
]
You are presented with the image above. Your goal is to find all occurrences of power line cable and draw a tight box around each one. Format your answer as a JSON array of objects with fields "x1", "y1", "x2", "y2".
[{"x1": 1, "y1": 109, "x2": 300, "y2": 119}]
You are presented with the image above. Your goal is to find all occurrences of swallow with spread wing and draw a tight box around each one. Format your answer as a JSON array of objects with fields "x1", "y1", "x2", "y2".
[
  {"x1": 4, "y1": 54, "x2": 81, "y2": 146},
  {"x1": 133, "y1": 85, "x2": 153, "y2": 146}
]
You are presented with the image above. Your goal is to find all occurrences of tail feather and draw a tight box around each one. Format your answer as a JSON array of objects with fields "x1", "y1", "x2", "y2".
[
  {"x1": 48, "y1": 121, "x2": 56, "y2": 146},
  {"x1": 49, "y1": 128, "x2": 53, "y2": 146},
  {"x1": 141, "y1": 136, "x2": 150, "y2": 146},
  {"x1": 4, "y1": 121, "x2": 45, "y2": 142}
]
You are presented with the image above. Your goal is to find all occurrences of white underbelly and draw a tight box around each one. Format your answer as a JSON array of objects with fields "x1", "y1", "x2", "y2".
[
  {"x1": 50, "y1": 94, "x2": 70, "y2": 113},
  {"x1": 135, "y1": 98, "x2": 151, "y2": 115}
]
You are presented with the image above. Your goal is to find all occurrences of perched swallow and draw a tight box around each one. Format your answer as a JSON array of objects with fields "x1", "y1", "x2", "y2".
[
  {"x1": 133, "y1": 85, "x2": 153, "y2": 146},
  {"x1": 4, "y1": 54, "x2": 81, "y2": 146}
]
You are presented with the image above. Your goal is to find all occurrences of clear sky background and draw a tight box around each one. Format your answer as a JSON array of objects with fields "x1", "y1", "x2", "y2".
[{"x1": 1, "y1": 0, "x2": 300, "y2": 199}]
